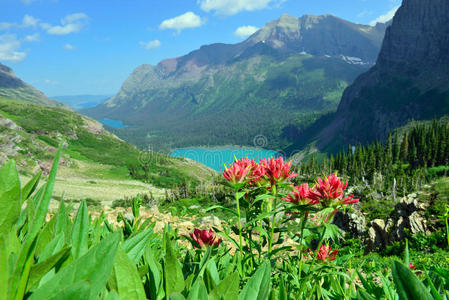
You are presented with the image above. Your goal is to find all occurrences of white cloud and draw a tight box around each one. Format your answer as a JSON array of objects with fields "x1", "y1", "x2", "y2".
[
  {"x1": 159, "y1": 12, "x2": 204, "y2": 32},
  {"x1": 0, "y1": 34, "x2": 26, "y2": 62},
  {"x1": 198, "y1": 0, "x2": 275, "y2": 15},
  {"x1": 63, "y1": 43, "x2": 75, "y2": 50},
  {"x1": 22, "y1": 15, "x2": 39, "y2": 27},
  {"x1": 24, "y1": 33, "x2": 40, "y2": 42},
  {"x1": 369, "y1": 6, "x2": 400, "y2": 26},
  {"x1": 0, "y1": 23, "x2": 14, "y2": 31},
  {"x1": 44, "y1": 13, "x2": 89, "y2": 35},
  {"x1": 234, "y1": 25, "x2": 259, "y2": 38},
  {"x1": 139, "y1": 40, "x2": 161, "y2": 50}
]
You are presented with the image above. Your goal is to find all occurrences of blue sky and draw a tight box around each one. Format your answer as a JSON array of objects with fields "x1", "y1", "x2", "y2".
[{"x1": 0, "y1": 0, "x2": 401, "y2": 96}]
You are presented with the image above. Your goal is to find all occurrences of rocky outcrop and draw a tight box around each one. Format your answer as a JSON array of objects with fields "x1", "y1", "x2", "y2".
[
  {"x1": 319, "y1": 0, "x2": 449, "y2": 150},
  {"x1": 366, "y1": 193, "x2": 429, "y2": 251},
  {"x1": 334, "y1": 192, "x2": 430, "y2": 251}
]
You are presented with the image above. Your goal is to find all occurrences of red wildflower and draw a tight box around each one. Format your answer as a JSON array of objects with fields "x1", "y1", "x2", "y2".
[
  {"x1": 189, "y1": 229, "x2": 221, "y2": 248},
  {"x1": 310, "y1": 174, "x2": 359, "y2": 207},
  {"x1": 223, "y1": 158, "x2": 252, "y2": 184},
  {"x1": 409, "y1": 263, "x2": 416, "y2": 270},
  {"x1": 315, "y1": 244, "x2": 338, "y2": 262},
  {"x1": 260, "y1": 157, "x2": 297, "y2": 185},
  {"x1": 282, "y1": 183, "x2": 320, "y2": 206}
]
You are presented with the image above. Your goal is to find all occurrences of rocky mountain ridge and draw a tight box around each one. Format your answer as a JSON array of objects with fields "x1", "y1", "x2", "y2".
[
  {"x1": 317, "y1": 0, "x2": 449, "y2": 150},
  {"x1": 0, "y1": 62, "x2": 66, "y2": 108}
]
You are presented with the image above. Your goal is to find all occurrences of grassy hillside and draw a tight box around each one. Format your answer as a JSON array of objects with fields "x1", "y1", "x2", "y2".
[{"x1": 0, "y1": 96, "x2": 215, "y2": 202}]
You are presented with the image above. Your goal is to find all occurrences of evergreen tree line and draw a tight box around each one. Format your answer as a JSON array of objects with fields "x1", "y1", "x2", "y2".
[{"x1": 296, "y1": 119, "x2": 449, "y2": 196}]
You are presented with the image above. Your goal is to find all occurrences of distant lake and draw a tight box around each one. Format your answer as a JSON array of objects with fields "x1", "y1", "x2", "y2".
[
  {"x1": 100, "y1": 119, "x2": 128, "y2": 129},
  {"x1": 170, "y1": 147, "x2": 281, "y2": 172}
]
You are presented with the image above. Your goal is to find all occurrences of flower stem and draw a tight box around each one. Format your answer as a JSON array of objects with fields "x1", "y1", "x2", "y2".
[
  {"x1": 268, "y1": 185, "x2": 278, "y2": 255},
  {"x1": 235, "y1": 191, "x2": 243, "y2": 258}
]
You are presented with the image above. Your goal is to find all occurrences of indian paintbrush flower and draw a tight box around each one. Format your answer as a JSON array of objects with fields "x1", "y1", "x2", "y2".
[
  {"x1": 259, "y1": 157, "x2": 297, "y2": 186},
  {"x1": 283, "y1": 183, "x2": 320, "y2": 206},
  {"x1": 309, "y1": 173, "x2": 359, "y2": 208},
  {"x1": 189, "y1": 229, "x2": 221, "y2": 248},
  {"x1": 315, "y1": 244, "x2": 338, "y2": 262}
]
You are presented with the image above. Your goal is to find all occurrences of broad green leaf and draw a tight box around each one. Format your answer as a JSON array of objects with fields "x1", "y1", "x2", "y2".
[
  {"x1": 28, "y1": 246, "x2": 71, "y2": 289},
  {"x1": 205, "y1": 259, "x2": 220, "y2": 292},
  {"x1": 39, "y1": 233, "x2": 65, "y2": 262},
  {"x1": 55, "y1": 198, "x2": 69, "y2": 239},
  {"x1": 47, "y1": 281, "x2": 91, "y2": 300},
  {"x1": 210, "y1": 272, "x2": 240, "y2": 300},
  {"x1": 0, "y1": 236, "x2": 8, "y2": 300},
  {"x1": 169, "y1": 292, "x2": 186, "y2": 300},
  {"x1": 239, "y1": 261, "x2": 271, "y2": 300},
  {"x1": 122, "y1": 227, "x2": 154, "y2": 264},
  {"x1": 164, "y1": 231, "x2": 184, "y2": 297},
  {"x1": 0, "y1": 160, "x2": 21, "y2": 238},
  {"x1": 21, "y1": 170, "x2": 41, "y2": 204},
  {"x1": 391, "y1": 260, "x2": 433, "y2": 300},
  {"x1": 104, "y1": 290, "x2": 120, "y2": 300},
  {"x1": 28, "y1": 144, "x2": 62, "y2": 242},
  {"x1": 144, "y1": 245, "x2": 162, "y2": 300},
  {"x1": 35, "y1": 216, "x2": 56, "y2": 257},
  {"x1": 71, "y1": 199, "x2": 89, "y2": 259},
  {"x1": 187, "y1": 279, "x2": 208, "y2": 300},
  {"x1": 112, "y1": 247, "x2": 146, "y2": 300},
  {"x1": 13, "y1": 236, "x2": 38, "y2": 300},
  {"x1": 29, "y1": 233, "x2": 120, "y2": 300}
]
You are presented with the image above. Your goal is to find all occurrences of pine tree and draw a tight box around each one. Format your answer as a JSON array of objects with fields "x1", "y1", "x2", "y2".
[{"x1": 400, "y1": 132, "x2": 409, "y2": 162}]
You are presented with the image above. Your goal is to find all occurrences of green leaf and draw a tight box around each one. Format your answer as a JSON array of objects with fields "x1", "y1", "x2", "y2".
[
  {"x1": 356, "y1": 290, "x2": 377, "y2": 300},
  {"x1": 71, "y1": 199, "x2": 89, "y2": 259},
  {"x1": 0, "y1": 160, "x2": 21, "y2": 238},
  {"x1": 164, "y1": 231, "x2": 185, "y2": 297},
  {"x1": 47, "y1": 281, "x2": 91, "y2": 300},
  {"x1": 39, "y1": 232, "x2": 65, "y2": 262},
  {"x1": 239, "y1": 261, "x2": 271, "y2": 300},
  {"x1": 21, "y1": 170, "x2": 41, "y2": 204},
  {"x1": 55, "y1": 198, "x2": 69, "y2": 239},
  {"x1": 112, "y1": 246, "x2": 146, "y2": 300},
  {"x1": 169, "y1": 292, "x2": 186, "y2": 300},
  {"x1": 144, "y1": 245, "x2": 162, "y2": 300},
  {"x1": 28, "y1": 143, "x2": 63, "y2": 242},
  {"x1": 29, "y1": 233, "x2": 120, "y2": 300},
  {"x1": 210, "y1": 272, "x2": 240, "y2": 300},
  {"x1": 204, "y1": 259, "x2": 220, "y2": 292},
  {"x1": 391, "y1": 260, "x2": 433, "y2": 300},
  {"x1": 403, "y1": 239, "x2": 410, "y2": 266},
  {"x1": 28, "y1": 246, "x2": 71, "y2": 289},
  {"x1": 122, "y1": 227, "x2": 154, "y2": 264},
  {"x1": 187, "y1": 279, "x2": 208, "y2": 300},
  {"x1": 205, "y1": 205, "x2": 239, "y2": 217},
  {"x1": 0, "y1": 236, "x2": 8, "y2": 299}
]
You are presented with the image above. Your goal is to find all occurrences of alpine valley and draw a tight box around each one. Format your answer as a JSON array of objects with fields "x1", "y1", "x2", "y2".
[{"x1": 84, "y1": 13, "x2": 389, "y2": 152}]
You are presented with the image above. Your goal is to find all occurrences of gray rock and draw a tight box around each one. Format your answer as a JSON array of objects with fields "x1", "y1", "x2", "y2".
[{"x1": 198, "y1": 215, "x2": 221, "y2": 227}]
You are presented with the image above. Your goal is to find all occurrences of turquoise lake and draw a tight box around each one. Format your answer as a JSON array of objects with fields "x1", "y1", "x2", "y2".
[
  {"x1": 170, "y1": 147, "x2": 281, "y2": 172},
  {"x1": 100, "y1": 119, "x2": 128, "y2": 129}
]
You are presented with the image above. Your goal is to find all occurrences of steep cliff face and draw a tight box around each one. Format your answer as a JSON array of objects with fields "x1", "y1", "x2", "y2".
[
  {"x1": 0, "y1": 62, "x2": 66, "y2": 108},
  {"x1": 319, "y1": 0, "x2": 449, "y2": 150}
]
